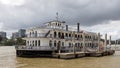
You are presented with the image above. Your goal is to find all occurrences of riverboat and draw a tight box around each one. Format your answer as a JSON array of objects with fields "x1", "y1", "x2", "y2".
[{"x1": 15, "y1": 19, "x2": 115, "y2": 58}]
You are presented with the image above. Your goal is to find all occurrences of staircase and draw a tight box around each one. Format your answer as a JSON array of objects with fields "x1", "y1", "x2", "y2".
[{"x1": 45, "y1": 30, "x2": 50, "y2": 37}]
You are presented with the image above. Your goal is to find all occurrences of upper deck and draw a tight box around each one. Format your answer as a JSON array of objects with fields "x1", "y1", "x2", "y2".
[{"x1": 24, "y1": 20, "x2": 99, "y2": 41}]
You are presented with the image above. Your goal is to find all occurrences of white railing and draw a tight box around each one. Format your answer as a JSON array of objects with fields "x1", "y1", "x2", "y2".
[
  {"x1": 26, "y1": 33, "x2": 46, "y2": 38},
  {"x1": 61, "y1": 46, "x2": 83, "y2": 53},
  {"x1": 105, "y1": 45, "x2": 120, "y2": 51},
  {"x1": 15, "y1": 45, "x2": 57, "y2": 51},
  {"x1": 86, "y1": 47, "x2": 98, "y2": 52},
  {"x1": 16, "y1": 45, "x2": 111, "y2": 53}
]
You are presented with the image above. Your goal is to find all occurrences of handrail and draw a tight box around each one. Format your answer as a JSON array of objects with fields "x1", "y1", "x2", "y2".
[
  {"x1": 26, "y1": 33, "x2": 46, "y2": 38},
  {"x1": 15, "y1": 45, "x2": 57, "y2": 50}
]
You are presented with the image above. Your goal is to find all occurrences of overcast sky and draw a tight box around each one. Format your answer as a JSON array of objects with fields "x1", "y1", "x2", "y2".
[{"x1": 0, "y1": 0, "x2": 120, "y2": 39}]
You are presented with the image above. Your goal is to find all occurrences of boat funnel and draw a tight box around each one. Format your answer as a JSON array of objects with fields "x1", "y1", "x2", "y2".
[
  {"x1": 66, "y1": 25, "x2": 68, "y2": 31},
  {"x1": 77, "y1": 23, "x2": 80, "y2": 32}
]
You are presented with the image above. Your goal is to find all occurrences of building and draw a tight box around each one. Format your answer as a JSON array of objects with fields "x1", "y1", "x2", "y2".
[
  {"x1": 12, "y1": 32, "x2": 19, "y2": 39},
  {"x1": 0, "y1": 31, "x2": 6, "y2": 39},
  {"x1": 12, "y1": 29, "x2": 26, "y2": 39},
  {"x1": 18, "y1": 29, "x2": 26, "y2": 38}
]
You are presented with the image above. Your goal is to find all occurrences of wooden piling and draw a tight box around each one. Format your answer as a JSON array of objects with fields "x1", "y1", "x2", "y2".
[
  {"x1": 83, "y1": 32, "x2": 85, "y2": 53},
  {"x1": 98, "y1": 33, "x2": 100, "y2": 52},
  {"x1": 73, "y1": 31, "x2": 76, "y2": 54},
  {"x1": 73, "y1": 31, "x2": 76, "y2": 58}
]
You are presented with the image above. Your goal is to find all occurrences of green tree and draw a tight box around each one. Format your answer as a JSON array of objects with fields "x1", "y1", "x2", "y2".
[
  {"x1": 3, "y1": 39, "x2": 15, "y2": 46},
  {"x1": 16, "y1": 38, "x2": 26, "y2": 45},
  {"x1": 0, "y1": 38, "x2": 26, "y2": 46}
]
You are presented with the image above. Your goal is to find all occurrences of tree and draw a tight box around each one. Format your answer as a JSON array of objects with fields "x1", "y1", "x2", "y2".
[
  {"x1": 3, "y1": 39, "x2": 15, "y2": 46},
  {"x1": 0, "y1": 38, "x2": 26, "y2": 46},
  {"x1": 16, "y1": 38, "x2": 26, "y2": 45}
]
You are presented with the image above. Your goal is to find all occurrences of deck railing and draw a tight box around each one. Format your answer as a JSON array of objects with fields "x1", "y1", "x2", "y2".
[
  {"x1": 15, "y1": 45, "x2": 106, "y2": 53},
  {"x1": 15, "y1": 45, "x2": 84, "y2": 52},
  {"x1": 15, "y1": 45, "x2": 57, "y2": 51},
  {"x1": 26, "y1": 33, "x2": 47, "y2": 38},
  {"x1": 60, "y1": 46, "x2": 84, "y2": 53}
]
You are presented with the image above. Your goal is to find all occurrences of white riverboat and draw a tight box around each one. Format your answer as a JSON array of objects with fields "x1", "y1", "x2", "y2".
[{"x1": 15, "y1": 20, "x2": 114, "y2": 58}]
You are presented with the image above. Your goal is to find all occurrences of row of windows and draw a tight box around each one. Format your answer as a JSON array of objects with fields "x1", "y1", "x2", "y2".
[
  {"x1": 49, "y1": 40, "x2": 98, "y2": 48},
  {"x1": 27, "y1": 40, "x2": 40, "y2": 46},
  {"x1": 69, "y1": 43, "x2": 98, "y2": 48},
  {"x1": 28, "y1": 31, "x2": 38, "y2": 37},
  {"x1": 53, "y1": 31, "x2": 98, "y2": 40},
  {"x1": 30, "y1": 31, "x2": 37, "y2": 35},
  {"x1": 48, "y1": 23, "x2": 62, "y2": 27},
  {"x1": 54, "y1": 31, "x2": 82, "y2": 38},
  {"x1": 49, "y1": 40, "x2": 64, "y2": 47}
]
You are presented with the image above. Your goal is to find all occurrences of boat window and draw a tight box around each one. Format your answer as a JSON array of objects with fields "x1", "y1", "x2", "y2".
[
  {"x1": 81, "y1": 43, "x2": 83, "y2": 46},
  {"x1": 78, "y1": 35, "x2": 80, "y2": 38},
  {"x1": 30, "y1": 32, "x2": 31, "y2": 37},
  {"x1": 75, "y1": 43, "x2": 77, "y2": 47},
  {"x1": 89, "y1": 36, "x2": 91, "y2": 39},
  {"x1": 69, "y1": 43, "x2": 71, "y2": 47},
  {"x1": 49, "y1": 40, "x2": 52, "y2": 47},
  {"x1": 81, "y1": 35, "x2": 82, "y2": 38},
  {"x1": 35, "y1": 31, "x2": 37, "y2": 37},
  {"x1": 54, "y1": 40, "x2": 57, "y2": 47},
  {"x1": 69, "y1": 34, "x2": 71, "y2": 37},
  {"x1": 27, "y1": 41, "x2": 29, "y2": 45},
  {"x1": 62, "y1": 42, "x2": 64, "y2": 47},
  {"x1": 32, "y1": 32, "x2": 34, "y2": 34},
  {"x1": 54, "y1": 32, "x2": 57, "y2": 38},
  {"x1": 90, "y1": 43, "x2": 92, "y2": 47},
  {"x1": 35, "y1": 40, "x2": 37, "y2": 46},
  {"x1": 87, "y1": 36, "x2": 88, "y2": 39},
  {"x1": 32, "y1": 41, "x2": 34, "y2": 46},
  {"x1": 85, "y1": 36, "x2": 87, "y2": 38},
  {"x1": 62, "y1": 33, "x2": 64, "y2": 39},
  {"x1": 38, "y1": 40, "x2": 40, "y2": 46},
  {"x1": 75, "y1": 34, "x2": 77, "y2": 38},
  {"x1": 78, "y1": 43, "x2": 80, "y2": 47},
  {"x1": 58, "y1": 32, "x2": 61, "y2": 38},
  {"x1": 66, "y1": 33, "x2": 68, "y2": 37},
  {"x1": 30, "y1": 41, "x2": 31, "y2": 46},
  {"x1": 59, "y1": 24, "x2": 61, "y2": 26},
  {"x1": 88, "y1": 36, "x2": 90, "y2": 39}
]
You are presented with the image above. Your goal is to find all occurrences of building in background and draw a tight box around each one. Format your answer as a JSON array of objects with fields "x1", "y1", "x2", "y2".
[
  {"x1": 12, "y1": 29, "x2": 26, "y2": 39},
  {"x1": 18, "y1": 29, "x2": 26, "y2": 38},
  {"x1": 12, "y1": 32, "x2": 19, "y2": 39},
  {"x1": 0, "y1": 31, "x2": 6, "y2": 39}
]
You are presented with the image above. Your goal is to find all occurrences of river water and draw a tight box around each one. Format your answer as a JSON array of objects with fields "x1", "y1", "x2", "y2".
[{"x1": 0, "y1": 46, "x2": 120, "y2": 68}]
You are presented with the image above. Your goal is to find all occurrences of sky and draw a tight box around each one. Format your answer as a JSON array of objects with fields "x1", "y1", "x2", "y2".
[{"x1": 0, "y1": 0, "x2": 120, "y2": 39}]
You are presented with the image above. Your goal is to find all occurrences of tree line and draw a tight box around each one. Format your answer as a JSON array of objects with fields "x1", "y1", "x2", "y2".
[{"x1": 0, "y1": 37, "x2": 25, "y2": 46}]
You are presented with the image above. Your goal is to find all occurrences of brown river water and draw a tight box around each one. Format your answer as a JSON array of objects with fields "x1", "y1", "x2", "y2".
[{"x1": 0, "y1": 46, "x2": 120, "y2": 68}]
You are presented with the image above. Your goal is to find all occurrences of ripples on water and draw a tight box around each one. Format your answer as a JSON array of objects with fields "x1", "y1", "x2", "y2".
[{"x1": 0, "y1": 46, "x2": 120, "y2": 68}]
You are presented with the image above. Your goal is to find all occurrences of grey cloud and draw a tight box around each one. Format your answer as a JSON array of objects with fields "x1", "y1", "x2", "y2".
[{"x1": 0, "y1": 0, "x2": 120, "y2": 30}]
